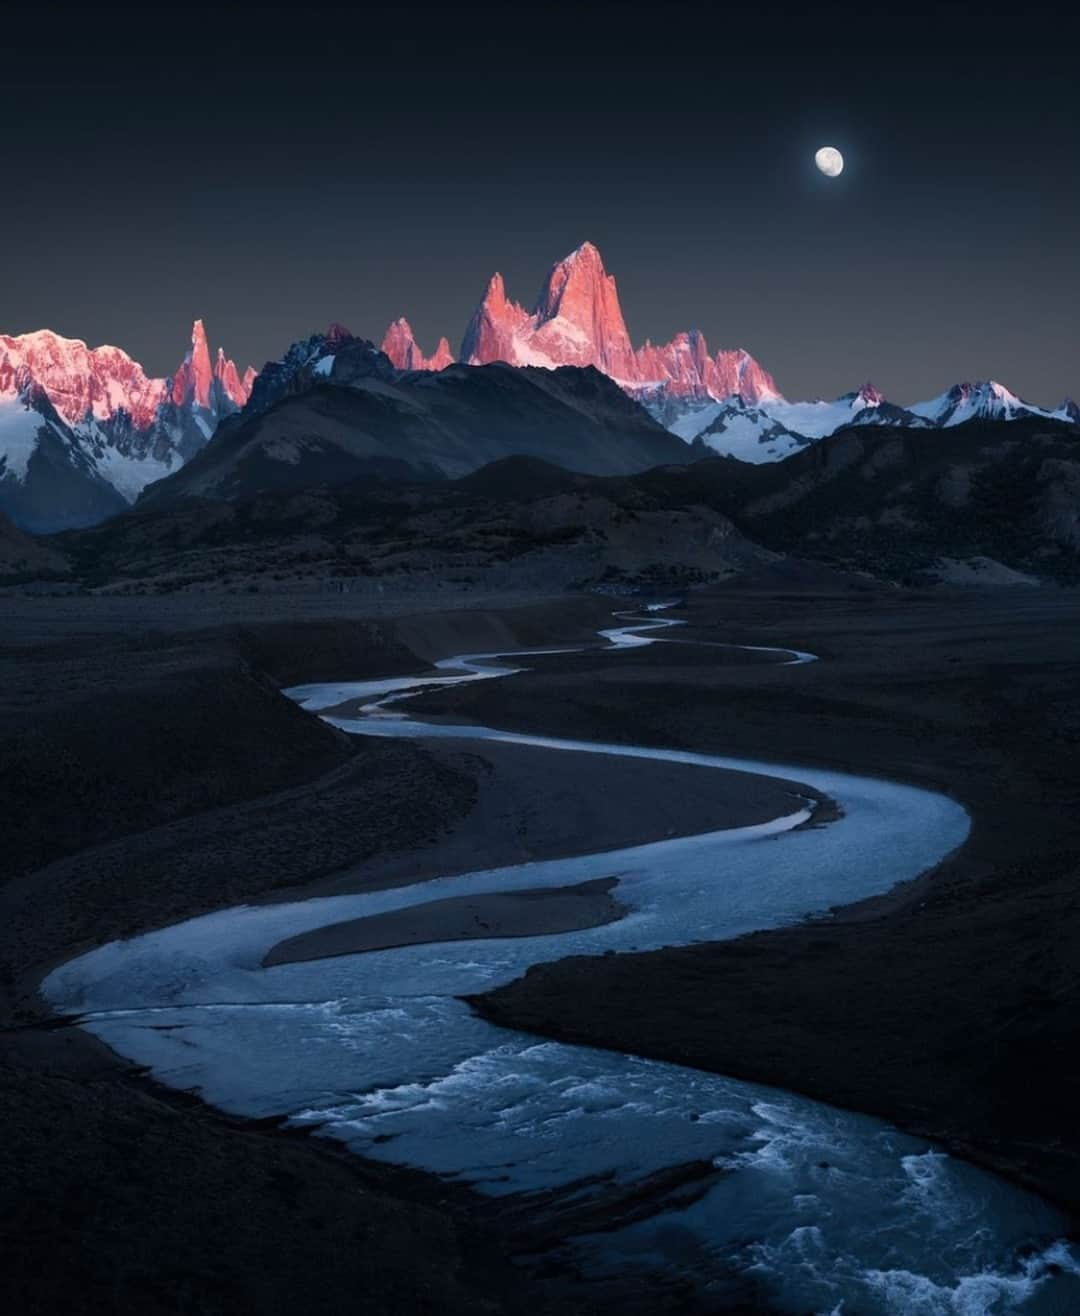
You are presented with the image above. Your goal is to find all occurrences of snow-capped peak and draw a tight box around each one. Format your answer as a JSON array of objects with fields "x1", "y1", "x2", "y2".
[
  {"x1": 909, "y1": 379, "x2": 1051, "y2": 427},
  {"x1": 845, "y1": 382, "x2": 884, "y2": 408},
  {"x1": 0, "y1": 328, "x2": 169, "y2": 429}
]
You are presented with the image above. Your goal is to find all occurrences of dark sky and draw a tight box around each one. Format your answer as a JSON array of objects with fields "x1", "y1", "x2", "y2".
[{"x1": 3, "y1": 4, "x2": 1077, "y2": 404}]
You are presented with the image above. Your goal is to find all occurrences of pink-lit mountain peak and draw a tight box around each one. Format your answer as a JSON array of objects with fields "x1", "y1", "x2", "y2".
[
  {"x1": 172, "y1": 320, "x2": 254, "y2": 411},
  {"x1": 454, "y1": 241, "x2": 780, "y2": 404},
  {"x1": 215, "y1": 348, "x2": 253, "y2": 409},
  {"x1": 534, "y1": 242, "x2": 627, "y2": 331},
  {"x1": 380, "y1": 318, "x2": 455, "y2": 372},
  {"x1": 0, "y1": 320, "x2": 254, "y2": 436},
  {"x1": 527, "y1": 241, "x2": 636, "y2": 378},
  {"x1": 172, "y1": 318, "x2": 214, "y2": 409},
  {"x1": 0, "y1": 328, "x2": 169, "y2": 429}
]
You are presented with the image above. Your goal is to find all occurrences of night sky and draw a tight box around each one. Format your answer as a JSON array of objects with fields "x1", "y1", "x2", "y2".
[{"x1": 3, "y1": 4, "x2": 1077, "y2": 404}]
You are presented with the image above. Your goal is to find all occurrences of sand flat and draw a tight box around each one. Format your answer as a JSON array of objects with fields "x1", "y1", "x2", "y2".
[{"x1": 263, "y1": 876, "x2": 624, "y2": 966}]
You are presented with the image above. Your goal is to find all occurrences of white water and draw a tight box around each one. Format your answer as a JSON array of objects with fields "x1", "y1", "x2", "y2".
[{"x1": 44, "y1": 612, "x2": 1080, "y2": 1314}]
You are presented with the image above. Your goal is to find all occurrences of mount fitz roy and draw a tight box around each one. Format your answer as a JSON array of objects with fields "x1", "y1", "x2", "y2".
[
  {"x1": 0, "y1": 322, "x2": 254, "y2": 531},
  {"x1": 382, "y1": 241, "x2": 780, "y2": 410},
  {"x1": 2, "y1": 240, "x2": 1076, "y2": 533}
]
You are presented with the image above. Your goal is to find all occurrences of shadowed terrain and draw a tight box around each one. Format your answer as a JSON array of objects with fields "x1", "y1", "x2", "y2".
[
  {"x1": 7, "y1": 417, "x2": 1079, "y2": 600},
  {"x1": 1, "y1": 592, "x2": 787, "y2": 1316},
  {"x1": 402, "y1": 583, "x2": 1080, "y2": 1216}
]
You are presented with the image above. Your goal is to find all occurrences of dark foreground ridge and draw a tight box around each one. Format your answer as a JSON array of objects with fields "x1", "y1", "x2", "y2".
[{"x1": 9, "y1": 415, "x2": 1079, "y2": 603}]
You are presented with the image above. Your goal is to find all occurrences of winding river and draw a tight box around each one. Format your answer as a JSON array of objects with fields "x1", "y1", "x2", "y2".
[{"x1": 44, "y1": 610, "x2": 1080, "y2": 1314}]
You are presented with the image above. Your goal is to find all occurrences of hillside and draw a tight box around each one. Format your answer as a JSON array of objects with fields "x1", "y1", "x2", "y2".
[
  {"x1": 135, "y1": 345, "x2": 691, "y2": 508},
  {"x1": 12, "y1": 417, "x2": 1080, "y2": 595},
  {"x1": 731, "y1": 416, "x2": 1080, "y2": 583},
  {"x1": 50, "y1": 455, "x2": 766, "y2": 595}
]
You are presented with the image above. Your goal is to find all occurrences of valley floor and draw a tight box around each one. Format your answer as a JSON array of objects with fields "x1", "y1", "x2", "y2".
[
  {"x1": 0, "y1": 589, "x2": 781, "y2": 1315},
  {"x1": 3, "y1": 579, "x2": 1079, "y2": 1312},
  {"x1": 420, "y1": 584, "x2": 1080, "y2": 1218}
]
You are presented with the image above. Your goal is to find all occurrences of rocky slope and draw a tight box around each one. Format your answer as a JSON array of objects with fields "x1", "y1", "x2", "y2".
[
  {"x1": 46, "y1": 452, "x2": 761, "y2": 595},
  {"x1": 130, "y1": 337, "x2": 692, "y2": 509},
  {"x1": 725, "y1": 416, "x2": 1080, "y2": 582},
  {"x1": 0, "y1": 509, "x2": 71, "y2": 577},
  {"x1": 0, "y1": 384, "x2": 127, "y2": 533},
  {"x1": 19, "y1": 416, "x2": 1080, "y2": 596}
]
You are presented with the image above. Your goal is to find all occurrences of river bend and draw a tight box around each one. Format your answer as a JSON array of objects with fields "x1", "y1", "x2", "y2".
[{"x1": 44, "y1": 611, "x2": 1080, "y2": 1314}]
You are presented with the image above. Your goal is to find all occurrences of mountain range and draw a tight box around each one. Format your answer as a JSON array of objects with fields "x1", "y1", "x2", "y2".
[
  {"x1": 377, "y1": 241, "x2": 1078, "y2": 462},
  {"x1": 1, "y1": 240, "x2": 1076, "y2": 533},
  {"x1": 0, "y1": 322, "x2": 254, "y2": 531},
  {"x1": 27, "y1": 415, "x2": 1080, "y2": 595},
  {"x1": 380, "y1": 241, "x2": 780, "y2": 409},
  {"x1": 135, "y1": 333, "x2": 689, "y2": 509}
]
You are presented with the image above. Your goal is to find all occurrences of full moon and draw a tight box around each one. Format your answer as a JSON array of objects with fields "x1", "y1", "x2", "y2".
[{"x1": 815, "y1": 146, "x2": 844, "y2": 177}]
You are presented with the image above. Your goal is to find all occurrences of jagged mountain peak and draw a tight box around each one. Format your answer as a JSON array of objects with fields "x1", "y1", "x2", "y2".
[
  {"x1": 452, "y1": 241, "x2": 779, "y2": 405},
  {"x1": 957, "y1": 380, "x2": 1019, "y2": 403},
  {"x1": 529, "y1": 240, "x2": 634, "y2": 378},
  {"x1": 171, "y1": 318, "x2": 253, "y2": 413},
  {"x1": 563, "y1": 238, "x2": 603, "y2": 263},
  {"x1": 533, "y1": 240, "x2": 620, "y2": 317},
  {"x1": 381, "y1": 318, "x2": 455, "y2": 372},
  {"x1": 484, "y1": 271, "x2": 512, "y2": 304},
  {"x1": 173, "y1": 319, "x2": 214, "y2": 409}
]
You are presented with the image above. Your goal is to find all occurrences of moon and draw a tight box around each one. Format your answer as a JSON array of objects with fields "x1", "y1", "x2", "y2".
[{"x1": 815, "y1": 146, "x2": 844, "y2": 177}]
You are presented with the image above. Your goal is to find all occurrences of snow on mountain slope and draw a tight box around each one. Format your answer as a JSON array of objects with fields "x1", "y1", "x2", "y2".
[
  {"x1": 89, "y1": 441, "x2": 177, "y2": 502},
  {"x1": 762, "y1": 386, "x2": 887, "y2": 439},
  {"x1": 909, "y1": 380, "x2": 1056, "y2": 427},
  {"x1": 0, "y1": 382, "x2": 128, "y2": 532},
  {"x1": 0, "y1": 331, "x2": 168, "y2": 430},
  {"x1": 667, "y1": 398, "x2": 725, "y2": 441},
  {"x1": 671, "y1": 379, "x2": 1074, "y2": 465},
  {"x1": 693, "y1": 400, "x2": 812, "y2": 463},
  {"x1": 678, "y1": 386, "x2": 928, "y2": 463},
  {"x1": 0, "y1": 391, "x2": 68, "y2": 480}
]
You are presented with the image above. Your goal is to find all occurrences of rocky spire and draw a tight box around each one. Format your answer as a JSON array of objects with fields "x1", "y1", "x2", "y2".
[
  {"x1": 170, "y1": 319, "x2": 213, "y2": 409},
  {"x1": 381, "y1": 317, "x2": 455, "y2": 372}
]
